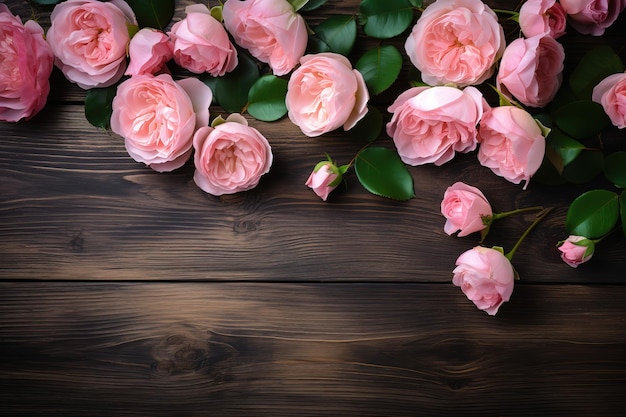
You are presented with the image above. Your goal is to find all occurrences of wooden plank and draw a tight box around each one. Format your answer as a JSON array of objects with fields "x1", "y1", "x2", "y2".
[{"x1": 1, "y1": 282, "x2": 625, "y2": 416}]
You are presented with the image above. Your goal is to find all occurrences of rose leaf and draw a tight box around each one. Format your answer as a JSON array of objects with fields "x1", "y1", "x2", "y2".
[
  {"x1": 355, "y1": 147, "x2": 415, "y2": 201},
  {"x1": 359, "y1": 0, "x2": 414, "y2": 39},
  {"x1": 355, "y1": 45, "x2": 403, "y2": 95},
  {"x1": 566, "y1": 189, "x2": 619, "y2": 239},
  {"x1": 124, "y1": 0, "x2": 175, "y2": 30},
  {"x1": 247, "y1": 75, "x2": 288, "y2": 122}
]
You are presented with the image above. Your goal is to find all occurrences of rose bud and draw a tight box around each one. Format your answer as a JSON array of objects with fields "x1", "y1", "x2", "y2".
[
  {"x1": 305, "y1": 161, "x2": 343, "y2": 201},
  {"x1": 557, "y1": 235, "x2": 595, "y2": 268}
]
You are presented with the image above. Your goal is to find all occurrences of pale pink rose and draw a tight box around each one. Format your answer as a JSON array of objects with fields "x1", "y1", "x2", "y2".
[
  {"x1": 0, "y1": 4, "x2": 54, "y2": 122},
  {"x1": 592, "y1": 72, "x2": 626, "y2": 129},
  {"x1": 125, "y1": 28, "x2": 173, "y2": 76},
  {"x1": 441, "y1": 182, "x2": 493, "y2": 237},
  {"x1": 223, "y1": 0, "x2": 307, "y2": 76},
  {"x1": 168, "y1": 4, "x2": 238, "y2": 76},
  {"x1": 404, "y1": 0, "x2": 505, "y2": 87},
  {"x1": 453, "y1": 246, "x2": 515, "y2": 316},
  {"x1": 286, "y1": 53, "x2": 369, "y2": 137},
  {"x1": 560, "y1": 0, "x2": 626, "y2": 36},
  {"x1": 111, "y1": 74, "x2": 212, "y2": 172},
  {"x1": 478, "y1": 106, "x2": 546, "y2": 188},
  {"x1": 557, "y1": 235, "x2": 595, "y2": 267},
  {"x1": 496, "y1": 35, "x2": 565, "y2": 108},
  {"x1": 519, "y1": 0, "x2": 567, "y2": 38},
  {"x1": 193, "y1": 114, "x2": 273, "y2": 196},
  {"x1": 46, "y1": 0, "x2": 137, "y2": 89},
  {"x1": 306, "y1": 162, "x2": 341, "y2": 201},
  {"x1": 386, "y1": 85, "x2": 484, "y2": 166}
]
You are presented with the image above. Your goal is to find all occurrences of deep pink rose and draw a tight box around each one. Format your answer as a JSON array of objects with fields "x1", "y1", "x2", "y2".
[
  {"x1": 286, "y1": 53, "x2": 369, "y2": 137},
  {"x1": 519, "y1": 0, "x2": 567, "y2": 38},
  {"x1": 305, "y1": 161, "x2": 341, "y2": 201},
  {"x1": 592, "y1": 72, "x2": 626, "y2": 129},
  {"x1": 441, "y1": 182, "x2": 493, "y2": 237},
  {"x1": 386, "y1": 85, "x2": 484, "y2": 166},
  {"x1": 46, "y1": 0, "x2": 137, "y2": 89},
  {"x1": 223, "y1": 0, "x2": 307, "y2": 76},
  {"x1": 453, "y1": 246, "x2": 515, "y2": 316},
  {"x1": 193, "y1": 114, "x2": 273, "y2": 196},
  {"x1": 560, "y1": 0, "x2": 626, "y2": 36},
  {"x1": 497, "y1": 35, "x2": 565, "y2": 108},
  {"x1": 557, "y1": 235, "x2": 595, "y2": 268},
  {"x1": 478, "y1": 106, "x2": 546, "y2": 188},
  {"x1": 125, "y1": 28, "x2": 173, "y2": 76},
  {"x1": 168, "y1": 4, "x2": 238, "y2": 76},
  {"x1": 0, "y1": 4, "x2": 54, "y2": 122},
  {"x1": 111, "y1": 74, "x2": 212, "y2": 172},
  {"x1": 404, "y1": 0, "x2": 505, "y2": 87}
]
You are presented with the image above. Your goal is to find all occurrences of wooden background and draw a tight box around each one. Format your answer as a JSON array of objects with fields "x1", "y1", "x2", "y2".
[{"x1": 1, "y1": 0, "x2": 625, "y2": 415}]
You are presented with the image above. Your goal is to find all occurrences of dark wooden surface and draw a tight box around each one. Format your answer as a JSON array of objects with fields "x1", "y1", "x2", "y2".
[{"x1": 1, "y1": 0, "x2": 625, "y2": 415}]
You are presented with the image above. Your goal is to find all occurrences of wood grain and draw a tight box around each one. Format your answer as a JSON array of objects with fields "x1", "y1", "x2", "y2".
[{"x1": 1, "y1": 282, "x2": 625, "y2": 416}]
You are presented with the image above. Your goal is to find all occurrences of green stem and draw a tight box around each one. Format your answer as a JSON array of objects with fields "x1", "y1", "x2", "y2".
[
  {"x1": 492, "y1": 8, "x2": 519, "y2": 16},
  {"x1": 505, "y1": 207, "x2": 553, "y2": 261},
  {"x1": 492, "y1": 206, "x2": 545, "y2": 221}
]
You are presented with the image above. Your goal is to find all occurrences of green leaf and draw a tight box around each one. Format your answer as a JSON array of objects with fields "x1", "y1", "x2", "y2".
[
  {"x1": 566, "y1": 189, "x2": 619, "y2": 239},
  {"x1": 408, "y1": 0, "x2": 423, "y2": 6},
  {"x1": 247, "y1": 75, "x2": 288, "y2": 122},
  {"x1": 355, "y1": 147, "x2": 415, "y2": 200},
  {"x1": 359, "y1": 0, "x2": 414, "y2": 39},
  {"x1": 552, "y1": 100, "x2": 610, "y2": 139},
  {"x1": 31, "y1": 0, "x2": 62, "y2": 5},
  {"x1": 84, "y1": 85, "x2": 118, "y2": 129},
  {"x1": 569, "y1": 45, "x2": 624, "y2": 100},
  {"x1": 533, "y1": 155, "x2": 567, "y2": 185},
  {"x1": 124, "y1": 0, "x2": 175, "y2": 30},
  {"x1": 620, "y1": 191, "x2": 626, "y2": 237},
  {"x1": 545, "y1": 127, "x2": 585, "y2": 173},
  {"x1": 561, "y1": 150, "x2": 604, "y2": 184},
  {"x1": 312, "y1": 15, "x2": 357, "y2": 57},
  {"x1": 346, "y1": 105, "x2": 383, "y2": 143},
  {"x1": 355, "y1": 45, "x2": 403, "y2": 95},
  {"x1": 202, "y1": 52, "x2": 260, "y2": 113},
  {"x1": 300, "y1": 0, "x2": 328, "y2": 11},
  {"x1": 604, "y1": 152, "x2": 626, "y2": 188},
  {"x1": 288, "y1": 0, "x2": 309, "y2": 11}
]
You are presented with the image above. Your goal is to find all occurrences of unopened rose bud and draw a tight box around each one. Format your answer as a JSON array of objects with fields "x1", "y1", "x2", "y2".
[
  {"x1": 557, "y1": 235, "x2": 595, "y2": 268},
  {"x1": 305, "y1": 161, "x2": 342, "y2": 201}
]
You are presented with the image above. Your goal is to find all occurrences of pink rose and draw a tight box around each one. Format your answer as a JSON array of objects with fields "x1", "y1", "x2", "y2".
[
  {"x1": 305, "y1": 161, "x2": 342, "y2": 201},
  {"x1": 0, "y1": 4, "x2": 54, "y2": 122},
  {"x1": 453, "y1": 246, "x2": 515, "y2": 316},
  {"x1": 111, "y1": 74, "x2": 212, "y2": 172},
  {"x1": 557, "y1": 235, "x2": 595, "y2": 268},
  {"x1": 386, "y1": 85, "x2": 484, "y2": 166},
  {"x1": 286, "y1": 53, "x2": 369, "y2": 137},
  {"x1": 223, "y1": 0, "x2": 307, "y2": 76},
  {"x1": 125, "y1": 28, "x2": 173, "y2": 76},
  {"x1": 478, "y1": 106, "x2": 546, "y2": 188},
  {"x1": 193, "y1": 114, "x2": 273, "y2": 196},
  {"x1": 519, "y1": 0, "x2": 567, "y2": 38},
  {"x1": 46, "y1": 0, "x2": 137, "y2": 89},
  {"x1": 404, "y1": 0, "x2": 505, "y2": 87},
  {"x1": 168, "y1": 4, "x2": 238, "y2": 76},
  {"x1": 441, "y1": 182, "x2": 493, "y2": 237},
  {"x1": 560, "y1": 0, "x2": 626, "y2": 36},
  {"x1": 592, "y1": 72, "x2": 626, "y2": 129},
  {"x1": 496, "y1": 35, "x2": 565, "y2": 108}
]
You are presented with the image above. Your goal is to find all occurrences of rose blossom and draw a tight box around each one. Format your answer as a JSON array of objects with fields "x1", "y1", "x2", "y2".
[
  {"x1": 168, "y1": 4, "x2": 238, "y2": 76},
  {"x1": 477, "y1": 106, "x2": 546, "y2": 188},
  {"x1": 496, "y1": 35, "x2": 565, "y2": 108},
  {"x1": 386, "y1": 85, "x2": 484, "y2": 166},
  {"x1": 46, "y1": 0, "x2": 137, "y2": 89},
  {"x1": 592, "y1": 72, "x2": 626, "y2": 129},
  {"x1": 223, "y1": 0, "x2": 307, "y2": 76},
  {"x1": 519, "y1": 0, "x2": 567, "y2": 38},
  {"x1": 0, "y1": 4, "x2": 54, "y2": 122},
  {"x1": 111, "y1": 74, "x2": 212, "y2": 172},
  {"x1": 306, "y1": 161, "x2": 342, "y2": 201},
  {"x1": 560, "y1": 0, "x2": 626, "y2": 36},
  {"x1": 557, "y1": 235, "x2": 595, "y2": 267},
  {"x1": 453, "y1": 246, "x2": 515, "y2": 316},
  {"x1": 404, "y1": 0, "x2": 505, "y2": 87},
  {"x1": 125, "y1": 28, "x2": 173, "y2": 76},
  {"x1": 193, "y1": 114, "x2": 273, "y2": 196},
  {"x1": 286, "y1": 53, "x2": 369, "y2": 137},
  {"x1": 441, "y1": 182, "x2": 493, "y2": 237}
]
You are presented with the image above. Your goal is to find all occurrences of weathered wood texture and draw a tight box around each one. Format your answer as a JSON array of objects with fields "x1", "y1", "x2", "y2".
[
  {"x1": 1, "y1": 282, "x2": 625, "y2": 416},
  {"x1": 1, "y1": 0, "x2": 626, "y2": 415}
]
